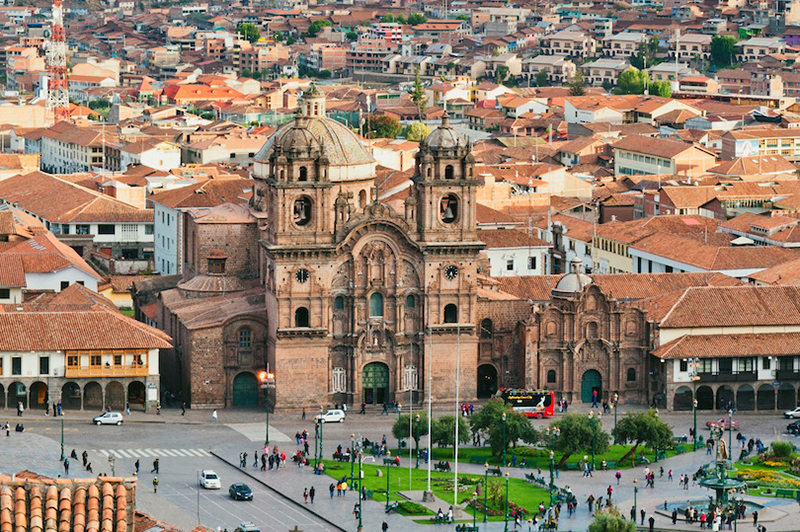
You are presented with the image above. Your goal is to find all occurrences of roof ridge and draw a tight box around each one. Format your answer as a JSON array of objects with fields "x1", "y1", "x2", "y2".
[{"x1": 660, "y1": 286, "x2": 693, "y2": 324}]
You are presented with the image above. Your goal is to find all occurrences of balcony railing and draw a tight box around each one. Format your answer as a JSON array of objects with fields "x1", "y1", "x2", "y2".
[
  {"x1": 65, "y1": 365, "x2": 149, "y2": 378},
  {"x1": 776, "y1": 369, "x2": 799, "y2": 381},
  {"x1": 698, "y1": 371, "x2": 757, "y2": 382}
]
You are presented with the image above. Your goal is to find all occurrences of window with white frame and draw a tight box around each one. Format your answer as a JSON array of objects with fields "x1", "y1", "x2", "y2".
[
  {"x1": 332, "y1": 367, "x2": 346, "y2": 393},
  {"x1": 403, "y1": 364, "x2": 418, "y2": 391}
]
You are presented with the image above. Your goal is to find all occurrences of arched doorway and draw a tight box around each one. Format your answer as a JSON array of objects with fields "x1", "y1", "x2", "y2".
[
  {"x1": 362, "y1": 362, "x2": 389, "y2": 405},
  {"x1": 8, "y1": 382, "x2": 26, "y2": 410},
  {"x1": 29, "y1": 382, "x2": 48, "y2": 409},
  {"x1": 128, "y1": 382, "x2": 146, "y2": 410},
  {"x1": 477, "y1": 364, "x2": 498, "y2": 398},
  {"x1": 84, "y1": 382, "x2": 103, "y2": 410},
  {"x1": 778, "y1": 383, "x2": 795, "y2": 410},
  {"x1": 61, "y1": 383, "x2": 81, "y2": 410},
  {"x1": 106, "y1": 381, "x2": 125, "y2": 410},
  {"x1": 0, "y1": 384, "x2": 4, "y2": 409},
  {"x1": 716, "y1": 385, "x2": 734, "y2": 410},
  {"x1": 736, "y1": 385, "x2": 755, "y2": 411},
  {"x1": 696, "y1": 386, "x2": 713, "y2": 410},
  {"x1": 757, "y1": 384, "x2": 774, "y2": 410},
  {"x1": 580, "y1": 370, "x2": 602, "y2": 403},
  {"x1": 673, "y1": 386, "x2": 693, "y2": 411},
  {"x1": 232, "y1": 372, "x2": 259, "y2": 407}
]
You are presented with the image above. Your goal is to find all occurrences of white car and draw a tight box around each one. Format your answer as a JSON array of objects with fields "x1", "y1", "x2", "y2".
[
  {"x1": 784, "y1": 407, "x2": 800, "y2": 419},
  {"x1": 315, "y1": 409, "x2": 346, "y2": 423},
  {"x1": 93, "y1": 412, "x2": 123, "y2": 426},
  {"x1": 200, "y1": 470, "x2": 221, "y2": 489}
]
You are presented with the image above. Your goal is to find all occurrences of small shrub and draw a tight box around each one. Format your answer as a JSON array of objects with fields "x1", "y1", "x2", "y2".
[
  {"x1": 772, "y1": 441, "x2": 792, "y2": 459},
  {"x1": 398, "y1": 501, "x2": 430, "y2": 515}
]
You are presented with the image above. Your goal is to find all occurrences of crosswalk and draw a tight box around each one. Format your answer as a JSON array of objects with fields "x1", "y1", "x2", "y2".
[{"x1": 92, "y1": 448, "x2": 212, "y2": 459}]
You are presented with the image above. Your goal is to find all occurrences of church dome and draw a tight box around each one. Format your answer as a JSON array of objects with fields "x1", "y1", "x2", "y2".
[
  {"x1": 424, "y1": 112, "x2": 468, "y2": 151},
  {"x1": 553, "y1": 258, "x2": 592, "y2": 297},
  {"x1": 253, "y1": 83, "x2": 375, "y2": 181}
]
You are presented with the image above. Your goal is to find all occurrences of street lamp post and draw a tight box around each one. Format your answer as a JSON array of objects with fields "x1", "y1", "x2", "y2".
[
  {"x1": 415, "y1": 413, "x2": 420, "y2": 469},
  {"x1": 549, "y1": 450, "x2": 555, "y2": 507},
  {"x1": 258, "y1": 370, "x2": 275, "y2": 446},
  {"x1": 319, "y1": 407, "x2": 324, "y2": 464},
  {"x1": 385, "y1": 459, "x2": 391, "y2": 510},
  {"x1": 350, "y1": 433, "x2": 355, "y2": 485},
  {"x1": 357, "y1": 442, "x2": 364, "y2": 532},
  {"x1": 589, "y1": 410, "x2": 599, "y2": 471},
  {"x1": 60, "y1": 415, "x2": 65, "y2": 462},
  {"x1": 612, "y1": 392, "x2": 619, "y2": 444},
  {"x1": 483, "y1": 462, "x2": 489, "y2": 523},
  {"x1": 690, "y1": 357, "x2": 700, "y2": 450},
  {"x1": 693, "y1": 398, "x2": 699, "y2": 450},
  {"x1": 314, "y1": 420, "x2": 319, "y2": 467},
  {"x1": 633, "y1": 478, "x2": 638, "y2": 521},
  {"x1": 654, "y1": 408, "x2": 660, "y2": 463},
  {"x1": 502, "y1": 412, "x2": 507, "y2": 467},
  {"x1": 728, "y1": 409, "x2": 733, "y2": 463},
  {"x1": 504, "y1": 473, "x2": 510, "y2": 532}
]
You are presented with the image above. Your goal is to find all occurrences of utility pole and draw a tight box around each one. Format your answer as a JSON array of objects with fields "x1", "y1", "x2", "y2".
[{"x1": 46, "y1": 0, "x2": 70, "y2": 124}]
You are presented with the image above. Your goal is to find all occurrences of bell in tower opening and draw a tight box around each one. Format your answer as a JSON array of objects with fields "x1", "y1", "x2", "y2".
[{"x1": 440, "y1": 194, "x2": 459, "y2": 223}]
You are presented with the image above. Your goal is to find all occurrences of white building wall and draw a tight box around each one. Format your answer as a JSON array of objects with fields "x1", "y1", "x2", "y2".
[
  {"x1": 25, "y1": 268, "x2": 99, "y2": 292},
  {"x1": 0, "y1": 350, "x2": 65, "y2": 379},
  {"x1": 481, "y1": 246, "x2": 549, "y2": 277},
  {"x1": 153, "y1": 203, "x2": 180, "y2": 275}
]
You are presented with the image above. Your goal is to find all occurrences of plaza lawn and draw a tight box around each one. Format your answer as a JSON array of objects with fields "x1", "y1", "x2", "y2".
[
  {"x1": 321, "y1": 460, "x2": 551, "y2": 521},
  {"x1": 390, "y1": 444, "x2": 681, "y2": 470}
]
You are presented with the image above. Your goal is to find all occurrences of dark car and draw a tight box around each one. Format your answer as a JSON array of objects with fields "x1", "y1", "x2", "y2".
[
  {"x1": 229, "y1": 483, "x2": 253, "y2": 501},
  {"x1": 788, "y1": 420, "x2": 800, "y2": 435}
]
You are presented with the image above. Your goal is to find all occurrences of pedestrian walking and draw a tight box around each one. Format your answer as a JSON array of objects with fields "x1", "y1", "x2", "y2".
[
  {"x1": 649, "y1": 515, "x2": 655, "y2": 532},
  {"x1": 135, "y1": 459, "x2": 140, "y2": 474},
  {"x1": 17, "y1": 402, "x2": 23, "y2": 417},
  {"x1": 641, "y1": 508, "x2": 646, "y2": 526},
  {"x1": 302, "y1": 408, "x2": 306, "y2": 420},
  {"x1": 753, "y1": 511, "x2": 759, "y2": 527},
  {"x1": 153, "y1": 477, "x2": 158, "y2": 493},
  {"x1": 309, "y1": 486, "x2": 315, "y2": 504},
  {"x1": 606, "y1": 485, "x2": 613, "y2": 500},
  {"x1": 382, "y1": 520, "x2": 388, "y2": 532},
  {"x1": 630, "y1": 507, "x2": 636, "y2": 522},
  {"x1": 303, "y1": 488, "x2": 309, "y2": 503},
  {"x1": 329, "y1": 483, "x2": 335, "y2": 499},
  {"x1": 668, "y1": 469, "x2": 673, "y2": 481},
  {"x1": 592, "y1": 389, "x2": 598, "y2": 408},
  {"x1": 615, "y1": 470, "x2": 621, "y2": 485},
  {"x1": 672, "y1": 509, "x2": 678, "y2": 524},
  {"x1": 64, "y1": 459, "x2": 70, "y2": 475},
  {"x1": 211, "y1": 410, "x2": 218, "y2": 423},
  {"x1": 181, "y1": 402, "x2": 186, "y2": 416},
  {"x1": 82, "y1": 451, "x2": 88, "y2": 467},
  {"x1": 586, "y1": 495, "x2": 594, "y2": 512},
  {"x1": 86, "y1": 463, "x2": 92, "y2": 473},
  {"x1": 151, "y1": 459, "x2": 159, "y2": 474},
  {"x1": 126, "y1": 402, "x2": 131, "y2": 416}
]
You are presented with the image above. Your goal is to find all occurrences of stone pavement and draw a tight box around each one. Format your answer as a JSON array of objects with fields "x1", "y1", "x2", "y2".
[{"x1": 0, "y1": 429, "x2": 68, "y2": 479}]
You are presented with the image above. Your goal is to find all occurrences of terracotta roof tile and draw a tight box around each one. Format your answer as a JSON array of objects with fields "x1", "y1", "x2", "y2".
[
  {"x1": 653, "y1": 332, "x2": 800, "y2": 359},
  {"x1": 479, "y1": 228, "x2": 551, "y2": 248}
]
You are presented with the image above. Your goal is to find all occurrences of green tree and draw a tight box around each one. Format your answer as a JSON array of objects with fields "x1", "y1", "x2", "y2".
[
  {"x1": 456, "y1": 14, "x2": 470, "y2": 21},
  {"x1": 710, "y1": 35, "x2": 738, "y2": 68},
  {"x1": 470, "y1": 398, "x2": 539, "y2": 461},
  {"x1": 535, "y1": 70, "x2": 549, "y2": 87},
  {"x1": 616, "y1": 67, "x2": 649, "y2": 94},
  {"x1": 391, "y1": 412, "x2": 430, "y2": 454},
  {"x1": 629, "y1": 37, "x2": 661, "y2": 70},
  {"x1": 88, "y1": 98, "x2": 111, "y2": 110},
  {"x1": 237, "y1": 23, "x2": 260, "y2": 43},
  {"x1": 407, "y1": 12, "x2": 428, "y2": 25},
  {"x1": 346, "y1": 31, "x2": 358, "y2": 41},
  {"x1": 242, "y1": 67, "x2": 253, "y2": 78},
  {"x1": 308, "y1": 19, "x2": 332, "y2": 37},
  {"x1": 381, "y1": 14, "x2": 396, "y2": 23},
  {"x1": 317, "y1": 69, "x2": 332, "y2": 79},
  {"x1": 552, "y1": 413, "x2": 610, "y2": 466},
  {"x1": 602, "y1": 79, "x2": 614, "y2": 92},
  {"x1": 431, "y1": 415, "x2": 471, "y2": 455},
  {"x1": 650, "y1": 79, "x2": 672, "y2": 98},
  {"x1": 368, "y1": 114, "x2": 402, "y2": 138},
  {"x1": 568, "y1": 69, "x2": 586, "y2": 96},
  {"x1": 403, "y1": 121, "x2": 431, "y2": 141},
  {"x1": 612, "y1": 410, "x2": 674, "y2": 464},
  {"x1": 495, "y1": 65, "x2": 510, "y2": 85},
  {"x1": 286, "y1": 36, "x2": 297, "y2": 45},
  {"x1": 588, "y1": 507, "x2": 636, "y2": 532},
  {"x1": 408, "y1": 66, "x2": 428, "y2": 121}
]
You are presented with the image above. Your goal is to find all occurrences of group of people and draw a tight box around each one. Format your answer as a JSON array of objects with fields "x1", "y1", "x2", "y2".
[
  {"x1": 459, "y1": 404, "x2": 475, "y2": 416},
  {"x1": 239, "y1": 445, "x2": 288, "y2": 471}
]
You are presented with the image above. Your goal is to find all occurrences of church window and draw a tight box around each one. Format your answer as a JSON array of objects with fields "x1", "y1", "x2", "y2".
[
  {"x1": 293, "y1": 197, "x2": 312, "y2": 226},
  {"x1": 586, "y1": 322, "x2": 598, "y2": 339},
  {"x1": 295, "y1": 307, "x2": 310, "y2": 327},
  {"x1": 444, "y1": 304, "x2": 458, "y2": 324},
  {"x1": 406, "y1": 295, "x2": 415, "y2": 309},
  {"x1": 627, "y1": 368, "x2": 636, "y2": 381},
  {"x1": 440, "y1": 194, "x2": 459, "y2": 224},
  {"x1": 403, "y1": 364, "x2": 419, "y2": 391},
  {"x1": 332, "y1": 367, "x2": 346, "y2": 393},
  {"x1": 480, "y1": 318, "x2": 493, "y2": 339},
  {"x1": 359, "y1": 189, "x2": 367, "y2": 208},
  {"x1": 334, "y1": 296, "x2": 345, "y2": 310},
  {"x1": 238, "y1": 327, "x2": 252, "y2": 349},
  {"x1": 445, "y1": 164, "x2": 454, "y2": 179},
  {"x1": 280, "y1": 169, "x2": 285, "y2": 180},
  {"x1": 547, "y1": 369, "x2": 557, "y2": 383},
  {"x1": 546, "y1": 321, "x2": 557, "y2": 337},
  {"x1": 427, "y1": 167, "x2": 432, "y2": 178},
  {"x1": 369, "y1": 292, "x2": 384, "y2": 317},
  {"x1": 208, "y1": 257, "x2": 226, "y2": 274},
  {"x1": 298, "y1": 166, "x2": 308, "y2": 181}
]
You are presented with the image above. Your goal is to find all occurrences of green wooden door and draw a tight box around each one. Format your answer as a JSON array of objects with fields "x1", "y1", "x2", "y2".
[
  {"x1": 363, "y1": 363, "x2": 389, "y2": 405},
  {"x1": 233, "y1": 372, "x2": 259, "y2": 407},
  {"x1": 581, "y1": 370, "x2": 602, "y2": 403}
]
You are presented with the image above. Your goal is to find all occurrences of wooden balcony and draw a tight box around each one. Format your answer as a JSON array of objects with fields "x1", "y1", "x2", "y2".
[{"x1": 64, "y1": 365, "x2": 150, "y2": 378}]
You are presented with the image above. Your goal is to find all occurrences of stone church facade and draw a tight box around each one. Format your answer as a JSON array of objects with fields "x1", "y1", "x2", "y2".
[{"x1": 153, "y1": 87, "x2": 654, "y2": 409}]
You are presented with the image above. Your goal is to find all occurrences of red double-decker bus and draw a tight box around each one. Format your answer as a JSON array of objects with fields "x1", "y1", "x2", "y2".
[{"x1": 500, "y1": 389, "x2": 555, "y2": 418}]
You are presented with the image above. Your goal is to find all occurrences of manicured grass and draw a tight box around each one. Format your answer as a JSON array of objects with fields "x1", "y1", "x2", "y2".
[
  {"x1": 388, "y1": 444, "x2": 681, "y2": 470},
  {"x1": 321, "y1": 460, "x2": 551, "y2": 521}
]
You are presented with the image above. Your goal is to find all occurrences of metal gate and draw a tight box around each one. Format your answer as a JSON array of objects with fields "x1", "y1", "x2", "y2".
[
  {"x1": 232, "y1": 372, "x2": 258, "y2": 407},
  {"x1": 363, "y1": 363, "x2": 389, "y2": 405},
  {"x1": 581, "y1": 370, "x2": 602, "y2": 403}
]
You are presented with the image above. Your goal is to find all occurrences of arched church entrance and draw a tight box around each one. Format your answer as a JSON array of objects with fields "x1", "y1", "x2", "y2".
[
  {"x1": 362, "y1": 362, "x2": 389, "y2": 405},
  {"x1": 580, "y1": 370, "x2": 602, "y2": 403},
  {"x1": 232, "y1": 372, "x2": 259, "y2": 407},
  {"x1": 477, "y1": 364, "x2": 498, "y2": 398}
]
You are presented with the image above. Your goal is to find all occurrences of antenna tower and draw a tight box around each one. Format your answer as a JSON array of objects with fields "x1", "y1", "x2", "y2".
[{"x1": 46, "y1": 0, "x2": 70, "y2": 123}]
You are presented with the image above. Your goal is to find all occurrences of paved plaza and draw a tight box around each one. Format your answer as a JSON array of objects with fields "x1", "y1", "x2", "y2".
[{"x1": 1, "y1": 405, "x2": 798, "y2": 532}]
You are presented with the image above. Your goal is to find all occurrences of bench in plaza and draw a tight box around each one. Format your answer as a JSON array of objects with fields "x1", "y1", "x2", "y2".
[
  {"x1": 469, "y1": 456, "x2": 490, "y2": 465},
  {"x1": 776, "y1": 488, "x2": 795, "y2": 498},
  {"x1": 460, "y1": 527, "x2": 480, "y2": 532},
  {"x1": 487, "y1": 467, "x2": 502, "y2": 477},
  {"x1": 564, "y1": 462, "x2": 580, "y2": 471},
  {"x1": 383, "y1": 459, "x2": 400, "y2": 467},
  {"x1": 605, "y1": 461, "x2": 616, "y2": 469},
  {"x1": 434, "y1": 462, "x2": 451, "y2": 472},
  {"x1": 385, "y1": 502, "x2": 399, "y2": 514}
]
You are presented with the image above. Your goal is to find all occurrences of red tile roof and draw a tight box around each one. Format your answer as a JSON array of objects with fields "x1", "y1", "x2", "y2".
[{"x1": 653, "y1": 332, "x2": 800, "y2": 359}]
